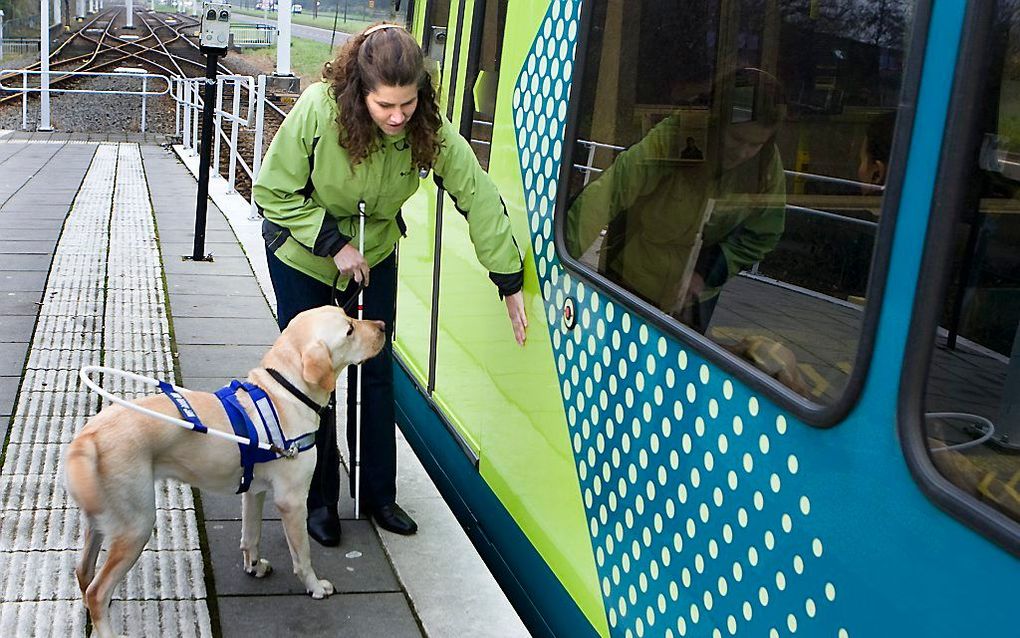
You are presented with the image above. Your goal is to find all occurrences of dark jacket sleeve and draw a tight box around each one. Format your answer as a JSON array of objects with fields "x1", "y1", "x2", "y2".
[
  {"x1": 488, "y1": 271, "x2": 524, "y2": 298},
  {"x1": 312, "y1": 216, "x2": 352, "y2": 257}
]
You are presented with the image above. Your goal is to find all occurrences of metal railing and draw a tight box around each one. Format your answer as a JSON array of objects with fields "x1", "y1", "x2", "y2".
[
  {"x1": 230, "y1": 23, "x2": 276, "y2": 48},
  {"x1": 572, "y1": 137, "x2": 884, "y2": 228},
  {"x1": 575, "y1": 139, "x2": 626, "y2": 186},
  {"x1": 172, "y1": 73, "x2": 268, "y2": 218},
  {"x1": 0, "y1": 69, "x2": 171, "y2": 131}
]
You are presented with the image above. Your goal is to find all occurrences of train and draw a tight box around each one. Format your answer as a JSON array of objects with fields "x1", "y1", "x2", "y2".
[{"x1": 384, "y1": 0, "x2": 1020, "y2": 636}]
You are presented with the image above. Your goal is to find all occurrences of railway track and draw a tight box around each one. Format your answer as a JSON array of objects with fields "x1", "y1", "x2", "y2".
[{"x1": 0, "y1": 7, "x2": 290, "y2": 203}]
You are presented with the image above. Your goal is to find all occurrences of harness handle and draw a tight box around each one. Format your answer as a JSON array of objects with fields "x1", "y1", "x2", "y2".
[
  {"x1": 330, "y1": 204, "x2": 368, "y2": 313},
  {"x1": 79, "y1": 366, "x2": 279, "y2": 453},
  {"x1": 331, "y1": 270, "x2": 361, "y2": 313}
]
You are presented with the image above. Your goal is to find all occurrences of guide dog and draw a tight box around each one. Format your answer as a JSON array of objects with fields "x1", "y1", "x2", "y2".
[
  {"x1": 64, "y1": 306, "x2": 385, "y2": 638},
  {"x1": 723, "y1": 334, "x2": 812, "y2": 398}
]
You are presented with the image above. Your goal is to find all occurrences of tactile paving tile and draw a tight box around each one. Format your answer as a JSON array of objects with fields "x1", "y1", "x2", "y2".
[
  {"x1": 37, "y1": 289, "x2": 105, "y2": 317},
  {"x1": 106, "y1": 600, "x2": 212, "y2": 638},
  {"x1": 0, "y1": 600, "x2": 85, "y2": 636},
  {"x1": 0, "y1": 476, "x2": 193, "y2": 512},
  {"x1": 0, "y1": 475, "x2": 75, "y2": 511},
  {"x1": 0, "y1": 507, "x2": 199, "y2": 554},
  {"x1": 106, "y1": 285, "x2": 164, "y2": 310},
  {"x1": 104, "y1": 348, "x2": 175, "y2": 375},
  {"x1": 103, "y1": 374, "x2": 163, "y2": 398},
  {"x1": 0, "y1": 143, "x2": 211, "y2": 634},
  {"x1": 25, "y1": 348, "x2": 102, "y2": 371},
  {"x1": 105, "y1": 311, "x2": 171, "y2": 339},
  {"x1": 117, "y1": 550, "x2": 208, "y2": 600},
  {"x1": 105, "y1": 327, "x2": 172, "y2": 355},
  {"x1": 0, "y1": 443, "x2": 69, "y2": 477},
  {"x1": 0, "y1": 550, "x2": 80, "y2": 601},
  {"x1": 30, "y1": 318, "x2": 103, "y2": 352},
  {"x1": 6, "y1": 415, "x2": 86, "y2": 444},
  {"x1": 14, "y1": 390, "x2": 99, "y2": 418},
  {"x1": 21, "y1": 369, "x2": 92, "y2": 395},
  {"x1": 149, "y1": 510, "x2": 202, "y2": 551},
  {"x1": 0, "y1": 508, "x2": 84, "y2": 551},
  {"x1": 154, "y1": 479, "x2": 196, "y2": 510},
  {"x1": 48, "y1": 252, "x2": 106, "y2": 278}
]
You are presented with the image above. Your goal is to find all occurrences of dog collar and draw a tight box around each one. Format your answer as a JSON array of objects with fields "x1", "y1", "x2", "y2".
[{"x1": 264, "y1": 368, "x2": 331, "y2": 417}]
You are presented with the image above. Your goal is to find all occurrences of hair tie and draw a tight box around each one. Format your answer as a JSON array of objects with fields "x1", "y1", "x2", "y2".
[{"x1": 363, "y1": 23, "x2": 403, "y2": 37}]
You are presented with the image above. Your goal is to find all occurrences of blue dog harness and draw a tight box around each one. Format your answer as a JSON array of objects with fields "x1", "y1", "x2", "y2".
[{"x1": 159, "y1": 379, "x2": 317, "y2": 494}]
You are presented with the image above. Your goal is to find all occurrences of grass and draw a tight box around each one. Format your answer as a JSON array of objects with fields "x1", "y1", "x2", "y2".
[
  {"x1": 231, "y1": 6, "x2": 384, "y2": 34},
  {"x1": 241, "y1": 36, "x2": 337, "y2": 84},
  {"x1": 146, "y1": 5, "x2": 342, "y2": 86},
  {"x1": 152, "y1": 3, "x2": 384, "y2": 33}
]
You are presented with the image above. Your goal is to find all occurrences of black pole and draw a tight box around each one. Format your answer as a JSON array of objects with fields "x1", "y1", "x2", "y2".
[
  {"x1": 192, "y1": 48, "x2": 222, "y2": 262},
  {"x1": 330, "y1": 0, "x2": 340, "y2": 50}
]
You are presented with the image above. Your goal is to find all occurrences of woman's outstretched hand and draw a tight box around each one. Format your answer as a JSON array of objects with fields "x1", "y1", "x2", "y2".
[
  {"x1": 333, "y1": 244, "x2": 370, "y2": 287},
  {"x1": 505, "y1": 291, "x2": 528, "y2": 346}
]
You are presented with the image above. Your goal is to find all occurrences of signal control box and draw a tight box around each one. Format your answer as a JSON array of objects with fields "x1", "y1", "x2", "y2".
[{"x1": 200, "y1": 2, "x2": 232, "y2": 49}]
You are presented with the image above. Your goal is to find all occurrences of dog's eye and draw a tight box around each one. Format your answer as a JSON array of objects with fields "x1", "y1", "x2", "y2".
[{"x1": 346, "y1": 323, "x2": 354, "y2": 336}]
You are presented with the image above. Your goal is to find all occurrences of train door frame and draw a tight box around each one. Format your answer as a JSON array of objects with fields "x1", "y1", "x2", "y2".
[{"x1": 394, "y1": 0, "x2": 485, "y2": 466}]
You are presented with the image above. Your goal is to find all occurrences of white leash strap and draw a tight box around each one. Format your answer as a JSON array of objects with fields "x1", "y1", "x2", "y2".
[
  {"x1": 354, "y1": 202, "x2": 366, "y2": 520},
  {"x1": 78, "y1": 365, "x2": 275, "y2": 451}
]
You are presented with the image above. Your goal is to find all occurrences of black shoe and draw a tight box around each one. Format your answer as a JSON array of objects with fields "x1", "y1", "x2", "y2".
[
  {"x1": 307, "y1": 506, "x2": 342, "y2": 547},
  {"x1": 372, "y1": 502, "x2": 418, "y2": 535}
]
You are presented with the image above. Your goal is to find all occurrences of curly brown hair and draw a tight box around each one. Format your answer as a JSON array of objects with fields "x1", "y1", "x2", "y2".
[{"x1": 322, "y1": 24, "x2": 442, "y2": 170}]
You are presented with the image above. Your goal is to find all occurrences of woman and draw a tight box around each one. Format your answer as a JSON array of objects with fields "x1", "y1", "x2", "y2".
[{"x1": 254, "y1": 23, "x2": 528, "y2": 545}]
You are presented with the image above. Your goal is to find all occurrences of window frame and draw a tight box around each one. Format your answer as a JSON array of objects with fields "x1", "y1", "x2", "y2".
[
  {"x1": 552, "y1": 0, "x2": 933, "y2": 428},
  {"x1": 897, "y1": 0, "x2": 1020, "y2": 555}
]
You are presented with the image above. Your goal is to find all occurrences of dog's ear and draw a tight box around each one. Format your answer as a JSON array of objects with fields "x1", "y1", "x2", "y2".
[{"x1": 301, "y1": 340, "x2": 335, "y2": 392}]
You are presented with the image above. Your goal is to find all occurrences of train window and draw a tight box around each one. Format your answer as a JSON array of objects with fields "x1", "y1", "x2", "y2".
[
  {"x1": 463, "y1": 0, "x2": 508, "y2": 170},
  {"x1": 560, "y1": 0, "x2": 918, "y2": 406},
  {"x1": 919, "y1": 3, "x2": 1020, "y2": 527}
]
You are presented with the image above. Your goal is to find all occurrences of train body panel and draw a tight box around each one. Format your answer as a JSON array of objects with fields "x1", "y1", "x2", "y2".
[{"x1": 394, "y1": 0, "x2": 1020, "y2": 636}]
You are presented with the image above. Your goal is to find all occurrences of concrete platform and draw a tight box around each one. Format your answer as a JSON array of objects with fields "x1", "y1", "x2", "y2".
[{"x1": 0, "y1": 133, "x2": 530, "y2": 637}]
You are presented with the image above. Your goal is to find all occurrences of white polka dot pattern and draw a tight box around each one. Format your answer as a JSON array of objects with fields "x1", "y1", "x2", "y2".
[{"x1": 511, "y1": 1, "x2": 847, "y2": 636}]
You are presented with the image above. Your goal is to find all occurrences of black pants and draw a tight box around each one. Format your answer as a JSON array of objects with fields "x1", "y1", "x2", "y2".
[{"x1": 266, "y1": 247, "x2": 398, "y2": 513}]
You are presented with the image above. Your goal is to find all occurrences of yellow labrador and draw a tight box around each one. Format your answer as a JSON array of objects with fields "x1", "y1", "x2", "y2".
[{"x1": 64, "y1": 306, "x2": 385, "y2": 638}]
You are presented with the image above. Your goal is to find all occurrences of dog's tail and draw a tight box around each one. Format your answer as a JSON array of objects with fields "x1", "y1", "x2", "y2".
[{"x1": 64, "y1": 434, "x2": 104, "y2": 516}]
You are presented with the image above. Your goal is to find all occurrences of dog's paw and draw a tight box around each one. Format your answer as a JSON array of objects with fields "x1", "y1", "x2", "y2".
[
  {"x1": 244, "y1": 558, "x2": 272, "y2": 578},
  {"x1": 308, "y1": 579, "x2": 334, "y2": 599}
]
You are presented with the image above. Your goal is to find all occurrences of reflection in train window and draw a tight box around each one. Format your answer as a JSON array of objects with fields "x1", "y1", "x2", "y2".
[
  {"x1": 561, "y1": 0, "x2": 916, "y2": 405},
  {"x1": 923, "y1": 3, "x2": 1020, "y2": 525},
  {"x1": 464, "y1": 0, "x2": 507, "y2": 170}
]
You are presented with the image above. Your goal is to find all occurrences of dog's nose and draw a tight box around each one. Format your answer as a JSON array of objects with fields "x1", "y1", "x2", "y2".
[{"x1": 372, "y1": 320, "x2": 386, "y2": 331}]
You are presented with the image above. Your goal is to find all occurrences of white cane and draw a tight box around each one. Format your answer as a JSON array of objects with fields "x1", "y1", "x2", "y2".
[{"x1": 353, "y1": 201, "x2": 366, "y2": 520}]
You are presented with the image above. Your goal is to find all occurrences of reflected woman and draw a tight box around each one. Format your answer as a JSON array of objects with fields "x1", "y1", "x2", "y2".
[{"x1": 566, "y1": 67, "x2": 787, "y2": 334}]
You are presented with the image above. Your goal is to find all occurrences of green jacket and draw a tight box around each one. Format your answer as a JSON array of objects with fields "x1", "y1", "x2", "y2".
[
  {"x1": 566, "y1": 114, "x2": 786, "y2": 310},
  {"x1": 254, "y1": 81, "x2": 523, "y2": 294}
]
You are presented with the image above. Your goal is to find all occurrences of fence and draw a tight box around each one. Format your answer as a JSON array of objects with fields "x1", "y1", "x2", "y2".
[
  {"x1": 230, "y1": 23, "x2": 276, "y2": 48},
  {"x1": 173, "y1": 74, "x2": 270, "y2": 219},
  {"x1": 0, "y1": 69, "x2": 171, "y2": 131},
  {"x1": 1, "y1": 38, "x2": 41, "y2": 59},
  {"x1": 0, "y1": 66, "x2": 275, "y2": 220}
]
